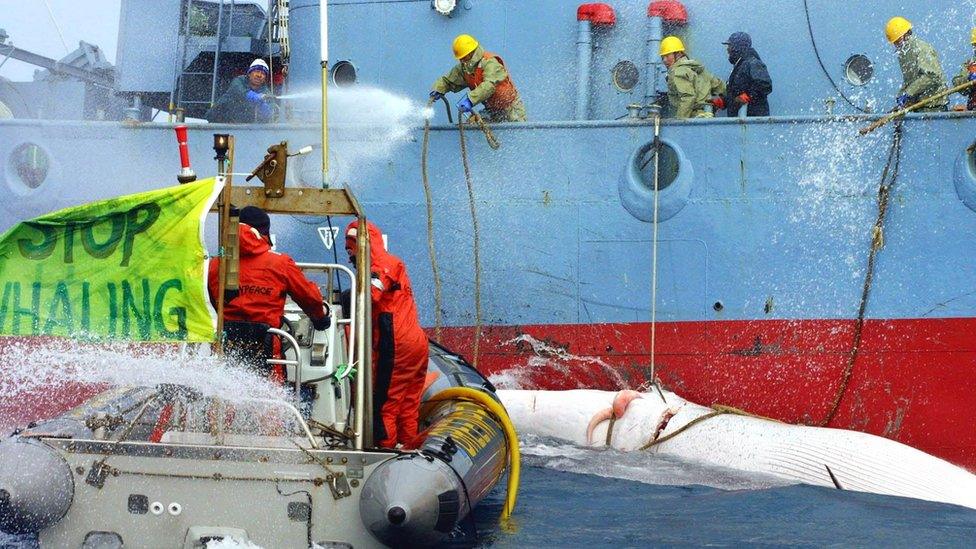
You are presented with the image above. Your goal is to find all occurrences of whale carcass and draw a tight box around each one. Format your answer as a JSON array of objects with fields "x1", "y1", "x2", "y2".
[{"x1": 498, "y1": 389, "x2": 976, "y2": 510}]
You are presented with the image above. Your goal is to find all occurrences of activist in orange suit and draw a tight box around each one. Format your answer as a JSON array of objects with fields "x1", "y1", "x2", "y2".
[
  {"x1": 345, "y1": 220, "x2": 429, "y2": 449},
  {"x1": 209, "y1": 206, "x2": 330, "y2": 381}
]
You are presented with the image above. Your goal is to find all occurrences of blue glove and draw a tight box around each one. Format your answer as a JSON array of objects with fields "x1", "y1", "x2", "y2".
[
  {"x1": 429, "y1": 90, "x2": 444, "y2": 101},
  {"x1": 968, "y1": 72, "x2": 976, "y2": 82},
  {"x1": 246, "y1": 90, "x2": 264, "y2": 104},
  {"x1": 457, "y1": 95, "x2": 474, "y2": 114},
  {"x1": 896, "y1": 94, "x2": 912, "y2": 109}
]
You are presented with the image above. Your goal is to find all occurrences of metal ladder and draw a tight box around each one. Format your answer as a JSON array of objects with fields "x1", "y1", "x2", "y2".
[
  {"x1": 172, "y1": 0, "x2": 233, "y2": 117},
  {"x1": 268, "y1": 0, "x2": 290, "y2": 96}
]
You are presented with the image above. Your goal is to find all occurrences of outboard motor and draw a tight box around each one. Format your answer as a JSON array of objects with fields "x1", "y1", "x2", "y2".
[{"x1": 0, "y1": 439, "x2": 74, "y2": 534}]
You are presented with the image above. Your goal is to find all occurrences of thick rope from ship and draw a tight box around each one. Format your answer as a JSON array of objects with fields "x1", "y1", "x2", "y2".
[
  {"x1": 821, "y1": 120, "x2": 904, "y2": 427},
  {"x1": 420, "y1": 96, "x2": 453, "y2": 340},
  {"x1": 648, "y1": 112, "x2": 667, "y2": 404},
  {"x1": 456, "y1": 111, "x2": 500, "y2": 367}
]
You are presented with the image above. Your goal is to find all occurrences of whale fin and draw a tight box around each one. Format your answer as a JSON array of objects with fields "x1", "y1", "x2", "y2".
[
  {"x1": 825, "y1": 464, "x2": 844, "y2": 490},
  {"x1": 586, "y1": 407, "x2": 613, "y2": 446},
  {"x1": 611, "y1": 390, "x2": 642, "y2": 419}
]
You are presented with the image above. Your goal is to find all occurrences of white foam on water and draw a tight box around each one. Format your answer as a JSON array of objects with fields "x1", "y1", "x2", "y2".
[{"x1": 519, "y1": 433, "x2": 789, "y2": 492}]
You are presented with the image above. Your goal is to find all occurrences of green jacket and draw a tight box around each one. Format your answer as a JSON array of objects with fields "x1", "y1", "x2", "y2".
[
  {"x1": 432, "y1": 45, "x2": 512, "y2": 106},
  {"x1": 897, "y1": 34, "x2": 948, "y2": 105},
  {"x1": 666, "y1": 57, "x2": 725, "y2": 119}
]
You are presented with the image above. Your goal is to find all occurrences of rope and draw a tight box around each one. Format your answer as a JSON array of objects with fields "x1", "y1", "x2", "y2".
[
  {"x1": 458, "y1": 111, "x2": 484, "y2": 367},
  {"x1": 821, "y1": 121, "x2": 904, "y2": 426},
  {"x1": 472, "y1": 113, "x2": 501, "y2": 150},
  {"x1": 639, "y1": 404, "x2": 780, "y2": 451},
  {"x1": 604, "y1": 415, "x2": 617, "y2": 447},
  {"x1": 803, "y1": 0, "x2": 868, "y2": 114},
  {"x1": 649, "y1": 114, "x2": 663, "y2": 402},
  {"x1": 422, "y1": 99, "x2": 444, "y2": 340}
]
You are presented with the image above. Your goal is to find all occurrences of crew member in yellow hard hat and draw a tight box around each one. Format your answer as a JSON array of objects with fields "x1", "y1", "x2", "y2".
[
  {"x1": 885, "y1": 16, "x2": 948, "y2": 111},
  {"x1": 430, "y1": 34, "x2": 526, "y2": 122},
  {"x1": 951, "y1": 29, "x2": 976, "y2": 111},
  {"x1": 658, "y1": 36, "x2": 725, "y2": 119}
]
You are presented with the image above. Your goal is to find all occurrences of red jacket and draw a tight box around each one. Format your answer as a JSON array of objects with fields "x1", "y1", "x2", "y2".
[
  {"x1": 463, "y1": 51, "x2": 520, "y2": 112},
  {"x1": 208, "y1": 223, "x2": 327, "y2": 327},
  {"x1": 346, "y1": 220, "x2": 429, "y2": 448},
  {"x1": 345, "y1": 221, "x2": 426, "y2": 348}
]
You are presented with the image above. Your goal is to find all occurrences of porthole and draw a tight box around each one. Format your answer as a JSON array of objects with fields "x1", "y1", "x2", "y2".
[
  {"x1": 612, "y1": 60, "x2": 640, "y2": 92},
  {"x1": 618, "y1": 139, "x2": 694, "y2": 223},
  {"x1": 637, "y1": 142, "x2": 679, "y2": 191},
  {"x1": 8, "y1": 143, "x2": 50, "y2": 190},
  {"x1": 331, "y1": 61, "x2": 357, "y2": 87},
  {"x1": 844, "y1": 54, "x2": 874, "y2": 86}
]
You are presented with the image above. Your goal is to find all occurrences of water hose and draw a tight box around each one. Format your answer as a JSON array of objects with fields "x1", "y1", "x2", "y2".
[
  {"x1": 426, "y1": 386, "x2": 520, "y2": 519},
  {"x1": 859, "y1": 80, "x2": 976, "y2": 135}
]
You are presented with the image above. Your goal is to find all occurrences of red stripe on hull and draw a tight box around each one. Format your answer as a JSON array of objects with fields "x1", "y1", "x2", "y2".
[{"x1": 434, "y1": 317, "x2": 976, "y2": 471}]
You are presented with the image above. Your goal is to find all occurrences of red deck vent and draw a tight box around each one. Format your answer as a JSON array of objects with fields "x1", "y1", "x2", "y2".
[
  {"x1": 577, "y1": 3, "x2": 616, "y2": 25},
  {"x1": 647, "y1": 0, "x2": 688, "y2": 25}
]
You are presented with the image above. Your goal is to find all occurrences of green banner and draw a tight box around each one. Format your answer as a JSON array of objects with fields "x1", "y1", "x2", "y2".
[{"x1": 0, "y1": 178, "x2": 221, "y2": 342}]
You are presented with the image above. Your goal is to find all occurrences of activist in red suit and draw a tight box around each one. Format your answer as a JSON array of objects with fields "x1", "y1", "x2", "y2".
[
  {"x1": 208, "y1": 206, "x2": 330, "y2": 381},
  {"x1": 345, "y1": 220, "x2": 429, "y2": 449}
]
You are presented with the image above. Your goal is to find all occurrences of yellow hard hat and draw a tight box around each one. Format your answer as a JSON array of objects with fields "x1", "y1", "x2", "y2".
[
  {"x1": 659, "y1": 36, "x2": 685, "y2": 57},
  {"x1": 885, "y1": 17, "x2": 912, "y2": 44},
  {"x1": 452, "y1": 34, "x2": 479, "y2": 60},
  {"x1": 970, "y1": 28, "x2": 976, "y2": 45}
]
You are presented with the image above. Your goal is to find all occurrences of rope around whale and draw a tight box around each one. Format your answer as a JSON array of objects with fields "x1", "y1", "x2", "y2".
[{"x1": 638, "y1": 404, "x2": 782, "y2": 451}]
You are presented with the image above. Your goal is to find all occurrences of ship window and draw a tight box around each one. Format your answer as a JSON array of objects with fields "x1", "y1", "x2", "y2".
[
  {"x1": 331, "y1": 61, "x2": 357, "y2": 87},
  {"x1": 637, "y1": 142, "x2": 679, "y2": 191},
  {"x1": 844, "y1": 54, "x2": 873, "y2": 86},
  {"x1": 8, "y1": 143, "x2": 49, "y2": 190},
  {"x1": 612, "y1": 60, "x2": 640, "y2": 92}
]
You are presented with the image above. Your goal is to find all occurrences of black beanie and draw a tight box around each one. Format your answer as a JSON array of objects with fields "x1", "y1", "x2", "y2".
[{"x1": 240, "y1": 206, "x2": 271, "y2": 236}]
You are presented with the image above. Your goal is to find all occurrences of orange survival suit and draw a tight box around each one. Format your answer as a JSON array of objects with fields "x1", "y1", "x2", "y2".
[
  {"x1": 345, "y1": 220, "x2": 429, "y2": 449},
  {"x1": 208, "y1": 220, "x2": 329, "y2": 381}
]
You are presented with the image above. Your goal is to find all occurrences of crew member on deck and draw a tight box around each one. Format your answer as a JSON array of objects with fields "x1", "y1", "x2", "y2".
[
  {"x1": 208, "y1": 206, "x2": 330, "y2": 380},
  {"x1": 430, "y1": 34, "x2": 527, "y2": 122},
  {"x1": 886, "y1": 17, "x2": 948, "y2": 111},
  {"x1": 718, "y1": 32, "x2": 772, "y2": 117},
  {"x1": 345, "y1": 220, "x2": 429, "y2": 449},
  {"x1": 659, "y1": 36, "x2": 725, "y2": 119},
  {"x1": 951, "y1": 29, "x2": 976, "y2": 111},
  {"x1": 205, "y1": 59, "x2": 276, "y2": 123}
]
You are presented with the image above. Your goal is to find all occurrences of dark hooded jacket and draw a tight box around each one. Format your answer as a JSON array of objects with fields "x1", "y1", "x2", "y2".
[
  {"x1": 725, "y1": 46, "x2": 773, "y2": 117},
  {"x1": 205, "y1": 75, "x2": 275, "y2": 124}
]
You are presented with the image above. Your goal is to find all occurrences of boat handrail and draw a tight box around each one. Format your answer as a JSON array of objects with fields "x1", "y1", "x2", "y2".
[
  {"x1": 266, "y1": 327, "x2": 302, "y2": 401},
  {"x1": 296, "y1": 262, "x2": 357, "y2": 379}
]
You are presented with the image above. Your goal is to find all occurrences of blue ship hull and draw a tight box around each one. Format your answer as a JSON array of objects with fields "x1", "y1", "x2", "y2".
[{"x1": 2, "y1": 0, "x2": 976, "y2": 467}]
